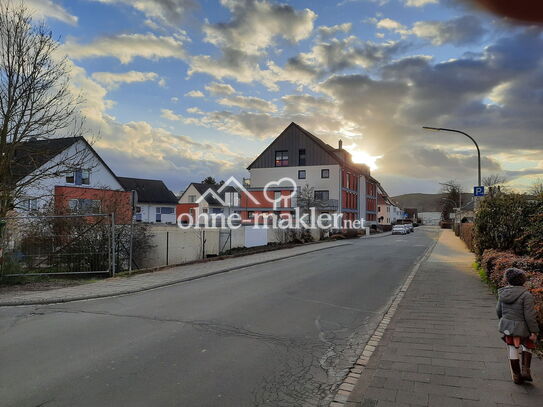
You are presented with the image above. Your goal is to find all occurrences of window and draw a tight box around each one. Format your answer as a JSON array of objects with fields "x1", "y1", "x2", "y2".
[
  {"x1": 298, "y1": 149, "x2": 306, "y2": 166},
  {"x1": 68, "y1": 199, "x2": 101, "y2": 214},
  {"x1": 20, "y1": 198, "x2": 38, "y2": 211},
  {"x1": 274, "y1": 191, "x2": 282, "y2": 207},
  {"x1": 81, "y1": 170, "x2": 90, "y2": 185},
  {"x1": 135, "y1": 206, "x2": 142, "y2": 222},
  {"x1": 188, "y1": 195, "x2": 196, "y2": 203},
  {"x1": 321, "y1": 169, "x2": 329, "y2": 178},
  {"x1": 298, "y1": 170, "x2": 306, "y2": 179},
  {"x1": 314, "y1": 190, "x2": 329, "y2": 202},
  {"x1": 378, "y1": 206, "x2": 381, "y2": 212},
  {"x1": 275, "y1": 150, "x2": 288, "y2": 167},
  {"x1": 156, "y1": 206, "x2": 174, "y2": 222},
  {"x1": 66, "y1": 169, "x2": 90, "y2": 185}
]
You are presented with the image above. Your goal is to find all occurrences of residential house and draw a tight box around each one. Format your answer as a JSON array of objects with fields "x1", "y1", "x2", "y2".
[
  {"x1": 10, "y1": 137, "x2": 132, "y2": 223},
  {"x1": 245, "y1": 122, "x2": 378, "y2": 226},
  {"x1": 177, "y1": 183, "x2": 239, "y2": 222},
  {"x1": 118, "y1": 177, "x2": 178, "y2": 224},
  {"x1": 377, "y1": 184, "x2": 403, "y2": 225}
]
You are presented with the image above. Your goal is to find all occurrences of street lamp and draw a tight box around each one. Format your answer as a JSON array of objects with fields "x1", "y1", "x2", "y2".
[{"x1": 422, "y1": 127, "x2": 481, "y2": 188}]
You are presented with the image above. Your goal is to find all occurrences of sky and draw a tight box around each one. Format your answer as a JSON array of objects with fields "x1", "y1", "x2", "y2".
[{"x1": 22, "y1": 0, "x2": 543, "y2": 196}]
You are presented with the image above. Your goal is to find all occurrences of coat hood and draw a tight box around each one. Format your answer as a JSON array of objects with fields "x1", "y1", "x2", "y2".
[{"x1": 498, "y1": 286, "x2": 526, "y2": 304}]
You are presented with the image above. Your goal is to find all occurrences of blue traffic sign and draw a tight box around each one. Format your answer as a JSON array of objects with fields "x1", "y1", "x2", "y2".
[{"x1": 474, "y1": 186, "x2": 485, "y2": 196}]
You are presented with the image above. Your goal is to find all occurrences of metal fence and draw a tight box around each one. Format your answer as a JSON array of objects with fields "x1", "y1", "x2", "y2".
[{"x1": 0, "y1": 213, "x2": 118, "y2": 277}]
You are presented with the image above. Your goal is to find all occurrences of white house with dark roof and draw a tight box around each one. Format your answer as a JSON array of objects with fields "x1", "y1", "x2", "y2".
[
  {"x1": 10, "y1": 137, "x2": 125, "y2": 214},
  {"x1": 117, "y1": 177, "x2": 178, "y2": 224}
]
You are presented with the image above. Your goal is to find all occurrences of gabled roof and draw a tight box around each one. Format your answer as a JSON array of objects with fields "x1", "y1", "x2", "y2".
[
  {"x1": 118, "y1": 177, "x2": 178, "y2": 204},
  {"x1": 10, "y1": 136, "x2": 121, "y2": 187},
  {"x1": 11, "y1": 137, "x2": 80, "y2": 182},
  {"x1": 182, "y1": 183, "x2": 237, "y2": 206},
  {"x1": 247, "y1": 122, "x2": 370, "y2": 176}
]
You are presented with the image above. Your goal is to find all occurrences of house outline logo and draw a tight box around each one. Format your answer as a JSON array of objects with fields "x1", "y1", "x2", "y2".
[
  {"x1": 196, "y1": 176, "x2": 298, "y2": 208},
  {"x1": 196, "y1": 176, "x2": 261, "y2": 206}
]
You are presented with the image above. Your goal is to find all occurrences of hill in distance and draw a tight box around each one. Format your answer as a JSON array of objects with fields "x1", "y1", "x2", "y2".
[{"x1": 392, "y1": 193, "x2": 473, "y2": 212}]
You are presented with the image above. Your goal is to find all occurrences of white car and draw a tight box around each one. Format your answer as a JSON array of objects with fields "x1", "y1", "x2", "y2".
[{"x1": 392, "y1": 225, "x2": 408, "y2": 235}]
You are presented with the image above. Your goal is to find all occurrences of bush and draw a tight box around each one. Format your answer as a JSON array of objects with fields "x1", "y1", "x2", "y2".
[
  {"x1": 459, "y1": 223, "x2": 474, "y2": 252},
  {"x1": 474, "y1": 193, "x2": 542, "y2": 256}
]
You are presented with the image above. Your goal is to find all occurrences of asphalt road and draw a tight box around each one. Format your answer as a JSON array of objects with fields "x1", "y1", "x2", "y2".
[{"x1": 0, "y1": 227, "x2": 439, "y2": 407}]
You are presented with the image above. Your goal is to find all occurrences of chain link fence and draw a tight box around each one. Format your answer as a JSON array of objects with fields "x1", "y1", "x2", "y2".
[{"x1": 0, "y1": 213, "x2": 117, "y2": 277}]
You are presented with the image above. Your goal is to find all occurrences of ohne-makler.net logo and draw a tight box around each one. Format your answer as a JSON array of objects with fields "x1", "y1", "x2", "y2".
[{"x1": 177, "y1": 177, "x2": 366, "y2": 230}]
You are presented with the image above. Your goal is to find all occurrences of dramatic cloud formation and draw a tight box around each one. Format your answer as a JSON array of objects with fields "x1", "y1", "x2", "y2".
[{"x1": 46, "y1": 0, "x2": 543, "y2": 193}]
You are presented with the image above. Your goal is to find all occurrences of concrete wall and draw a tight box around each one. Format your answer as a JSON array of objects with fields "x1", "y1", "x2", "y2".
[
  {"x1": 420, "y1": 211, "x2": 441, "y2": 225},
  {"x1": 141, "y1": 224, "x2": 324, "y2": 269},
  {"x1": 142, "y1": 226, "x2": 220, "y2": 268}
]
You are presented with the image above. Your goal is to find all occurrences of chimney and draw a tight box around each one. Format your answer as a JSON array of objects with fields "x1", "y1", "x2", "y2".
[{"x1": 338, "y1": 139, "x2": 343, "y2": 150}]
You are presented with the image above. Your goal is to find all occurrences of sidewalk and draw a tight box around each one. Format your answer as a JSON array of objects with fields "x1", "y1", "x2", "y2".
[
  {"x1": 0, "y1": 239, "x2": 351, "y2": 306},
  {"x1": 344, "y1": 229, "x2": 543, "y2": 407}
]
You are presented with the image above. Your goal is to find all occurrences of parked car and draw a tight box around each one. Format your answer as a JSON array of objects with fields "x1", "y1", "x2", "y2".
[
  {"x1": 392, "y1": 225, "x2": 408, "y2": 235},
  {"x1": 405, "y1": 223, "x2": 414, "y2": 232}
]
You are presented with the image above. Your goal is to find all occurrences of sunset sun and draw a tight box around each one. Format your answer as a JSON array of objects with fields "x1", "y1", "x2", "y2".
[{"x1": 349, "y1": 149, "x2": 382, "y2": 171}]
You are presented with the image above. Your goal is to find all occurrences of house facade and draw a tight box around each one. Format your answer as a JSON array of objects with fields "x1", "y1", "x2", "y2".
[
  {"x1": 118, "y1": 177, "x2": 178, "y2": 224},
  {"x1": 377, "y1": 185, "x2": 403, "y2": 225},
  {"x1": 246, "y1": 122, "x2": 377, "y2": 227},
  {"x1": 12, "y1": 137, "x2": 130, "y2": 221}
]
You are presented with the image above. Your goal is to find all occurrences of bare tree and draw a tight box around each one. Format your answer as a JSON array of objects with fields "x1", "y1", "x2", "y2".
[
  {"x1": 0, "y1": 1, "x2": 88, "y2": 218},
  {"x1": 439, "y1": 180, "x2": 462, "y2": 220},
  {"x1": 482, "y1": 174, "x2": 507, "y2": 188},
  {"x1": 530, "y1": 177, "x2": 543, "y2": 198}
]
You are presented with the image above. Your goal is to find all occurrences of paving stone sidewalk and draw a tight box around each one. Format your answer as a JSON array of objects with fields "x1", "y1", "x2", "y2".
[
  {"x1": 346, "y1": 229, "x2": 543, "y2": 407},
  {"x1": 0, "y1": 239, "x2": 353, "y2": 306}
]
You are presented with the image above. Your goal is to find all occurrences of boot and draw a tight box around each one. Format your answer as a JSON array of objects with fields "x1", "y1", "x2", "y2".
[
  {"x1": 510, "y1": 359, "x2": 524, "y2": 384},
  {"x1": 522, "y1": 352, "x2": 533, "y2": 382}
]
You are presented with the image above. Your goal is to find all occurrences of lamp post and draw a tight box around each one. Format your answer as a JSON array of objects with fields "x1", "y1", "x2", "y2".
[{"x1": 422, "y1": 127, "x2": 481, "y2": 188}]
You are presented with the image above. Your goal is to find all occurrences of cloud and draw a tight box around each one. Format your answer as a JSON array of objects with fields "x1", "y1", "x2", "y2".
[
  {"x1": 377, "y1": 18, "x2": 408, "y2": 34},
  {"x1": 63, "y1": 33, "x2": 186, "y2": 63},
  {"x1": 403, "y1": 0, "x2": 438, "y2": 6},
  {"x1": 25, "y1": 0, "x2": 78, "y2": 25},
  {"x1": 186, "y1": 110, "x2": 286, "y2": 139},
  {"x1": 189, "y1": 0, "x2": 316, "y2": 89},
  {"x1": 412, "y1": 16, "x2": 486, "y2": 46},
  {"x1": 318, "y1": 23, "x2": 352, "y2": 37},
  {"x1": 217, "y1": 95, "x2": 277, "y2": 112},
  {"x1": 185, "y1": 90, "x2": 205, "y2": 98},
  {"x1": 161, "y1": 109, "x2": 183, "y2": 121},
  {"x1": 203, "y1": 0, "x2": 316, "y2": 56},
  {"x1": 91, "y1": 71, "x2": 160, "y2": 89},
  {"x1": 205, "y1": 82, "x2": 236, "y2": 96},
  {"x1": 91, "y1": 0, "x2": 197, "y2": 27},
  {"x1": 373, "y1": 15, "x2": 484, "y2": 46}
]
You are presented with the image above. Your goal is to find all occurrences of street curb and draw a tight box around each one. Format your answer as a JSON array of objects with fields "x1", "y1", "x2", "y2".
[
  {"x1": 329, "y1": 230, "x2": 442, "y2": 406},
  {"x1": 0, "y1": 242, "x2": 352, "y2": 307}
]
